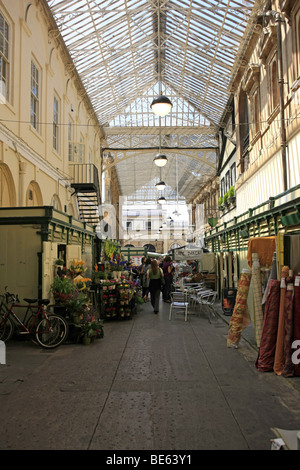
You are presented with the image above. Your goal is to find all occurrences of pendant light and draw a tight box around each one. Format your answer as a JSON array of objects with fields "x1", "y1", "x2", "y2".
[
  {"x1": 158, "y1": 196, "x2": 166, "y2": 204},
  {"x1": 151, "y1": 95, "x2": 172, "y2": 117},
  {"x1": 154, "y1": 152, "x2": 167, "y2": 167},
  {"x1": 150, "y1": 0, "x2": 172, "y2": 117},
  {"x1": 156, "y1": 180, "x2": 166, "y2": 190}
]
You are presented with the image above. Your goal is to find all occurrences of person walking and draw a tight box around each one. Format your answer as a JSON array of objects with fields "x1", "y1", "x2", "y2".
[
  {"x1": 162, "y1": 255, "x2": 174, "y2": 302},
  {"x1": 147, "y1": 259, "x2": 163, "y2": 314},
  {"x1": 141, "y1": 257, "x2": 151, "y2": 301}
]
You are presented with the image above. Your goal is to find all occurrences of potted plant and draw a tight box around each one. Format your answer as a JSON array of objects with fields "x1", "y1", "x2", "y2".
[
  {"x1": 50, "y1": 274, "x2": 75, "y2": 305},
  {"x1": 218, "y1": 196, "x2": 224, "y2": 211},
  {"x1": 229, "y1": 186, "x2": 236, "y2": 204},
  {"x1": 93, "y1": 264, "x2": 108, "y2": 283},
  {"x1": 65, "y1": 289, "x2": 88, "y2": 323},
  {"x1": 223, "y1": 192, "x2": 229, "y2": 207},
  {"x1": 81, "y1": 305, "x2": 104, "y2": 344}
]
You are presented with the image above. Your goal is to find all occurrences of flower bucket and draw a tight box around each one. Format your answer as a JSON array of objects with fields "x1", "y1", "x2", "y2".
[{"x1": 83, "y1": 335, "x2": 91, "y2": 345}]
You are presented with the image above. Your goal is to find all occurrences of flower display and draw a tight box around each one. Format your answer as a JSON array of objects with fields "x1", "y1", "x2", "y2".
[
  {"x1": 108, "y1": 256, "x2": 127, "y2": 272},
  {"x1": 67, "y1": 260, "x2": 87, "y2": 278},
  {"x1": 50, "y1": 274, "x2": 75, "y2": 304}
]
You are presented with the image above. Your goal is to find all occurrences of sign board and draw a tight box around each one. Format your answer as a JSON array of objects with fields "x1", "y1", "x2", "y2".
[{"x1": 175, "y1": 249, "x2": 203, "y2": 260}]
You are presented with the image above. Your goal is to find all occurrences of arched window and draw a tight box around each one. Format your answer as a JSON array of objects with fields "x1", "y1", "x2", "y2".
[
  {"x1": 0, "y1": 163, "x2": 16, "y2": 206},
  {"x1": 26, "y1": 181, "x2": 43, "y2": 206},
  {"x1": 51, "y1": 194, "x2": 62, "y2": 211}
]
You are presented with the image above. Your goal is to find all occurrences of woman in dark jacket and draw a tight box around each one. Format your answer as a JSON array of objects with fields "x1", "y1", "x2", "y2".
[
  {"x1": 147, "y1": 259, "x2": 163, "y2": 314},
  {"x1": 162, "y1": 255, "x2": 174, "y2": 302}
]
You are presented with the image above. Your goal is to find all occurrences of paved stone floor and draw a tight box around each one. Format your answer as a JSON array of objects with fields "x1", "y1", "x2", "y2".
[{"x1": 0, "y1": 298, "x2": 300, "y2": 452}]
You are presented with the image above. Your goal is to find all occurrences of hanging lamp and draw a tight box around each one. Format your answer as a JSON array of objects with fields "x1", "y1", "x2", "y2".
[
  {"x1": 158, "y1": 196, "x2": 166, "y2": 204},
  {"x1": 150, "y1": 0, "x2": 172, "y2": 117},
  {"x1": 151, "y1": 95, "x2": 172, "y2": 117},
  {"x1": 156, "y1": 180, "x2": 166, "y2": 190}
]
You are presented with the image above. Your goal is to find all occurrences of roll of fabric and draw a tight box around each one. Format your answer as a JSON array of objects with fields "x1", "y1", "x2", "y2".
[
  {"x1": 293, "y1": 276, "x2": 300, "y2": 376},
  {"x1": 227, "y1": 270, "x2": 251, "y2": 348},
  {"x1": 256, "y1": 279, "x2": 280, "y2": 372},
  {"x1": 282, "y1": 274, "x2": 295, "y2": 377},
  {"x1": 273, "y1": 266, "x2": 290, "y2": 375},
  {"x1": 252, "y1": 254, "x2": 264, "y2": 347},
  {"x1": 262, "y1": 252, "x2": 277, "y2": 306}
]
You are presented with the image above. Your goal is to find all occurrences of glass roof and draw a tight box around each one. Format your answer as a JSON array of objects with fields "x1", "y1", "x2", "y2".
[{"x1": 47, "y1": 0, "x2": 263, "y2": 203}]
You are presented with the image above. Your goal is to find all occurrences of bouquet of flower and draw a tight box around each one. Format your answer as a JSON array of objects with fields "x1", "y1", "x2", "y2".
[
  {"x1": 68, "y1": 260, "x2": 87, "y2": 278},
  {"x1": 108, "y1": 256, "x2": 127, "y2": 272},
  {"x1": 82, "y1": 305, "x2": 104, "y2": 338}
]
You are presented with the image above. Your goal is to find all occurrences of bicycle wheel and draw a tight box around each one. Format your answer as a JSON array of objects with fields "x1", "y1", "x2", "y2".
[
  {"x1": 35, "y1": 314, "x2": 68, "y2": 348},
  {"x1": 0, "y1": 314, "x2": 14, "y2": 342}
]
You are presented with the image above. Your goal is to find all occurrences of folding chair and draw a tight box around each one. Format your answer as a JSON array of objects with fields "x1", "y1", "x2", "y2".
[
  {"x1": 169, "y1": 291, "x2": 190, "y2": 321},
  {"x1": 198, "y1": 291, "x2": 217, "y2": 323}
]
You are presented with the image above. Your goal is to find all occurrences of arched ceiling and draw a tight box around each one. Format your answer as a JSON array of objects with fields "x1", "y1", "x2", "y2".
[{"x1": 47, "y1": 0, "x2": 264, "y2": 203}]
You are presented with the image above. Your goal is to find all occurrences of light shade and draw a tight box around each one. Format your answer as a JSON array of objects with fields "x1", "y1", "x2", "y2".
[
  {"x1": 156, "y1": 180, "x2": 166, "y2": 190},
  {"x1": 158, "y1": 196, "x2": 166, "y2": 204},
  {"x1": 154, "y1": 154, "x2": 168, "y2": 167},
  {"x1": 150, "y1": 95, "x2": 173, "y2": 116}
]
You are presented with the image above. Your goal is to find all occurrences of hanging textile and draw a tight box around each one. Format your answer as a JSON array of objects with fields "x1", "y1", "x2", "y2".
[
  {"x1": 252, "y1": 253, "x2": 264, "y2": 347},
  {"x1": 247, "y1": 236, "x2": 276, "y2": 268},
  {"x1": 256, "y1": 279, "x2": 280, "y2": 372},
  {"x1": 227, "y1": 270, "x2": 251, "y2": 348},
  {"x1": 293, "y1": 276, "x2": 300, "y2": 376},
  {"x1": 273, "y1": 266, "x2": 289, "y2": 375},
  {"x1": 282, "y1": 274, "x2": 295, "y2": 377}
]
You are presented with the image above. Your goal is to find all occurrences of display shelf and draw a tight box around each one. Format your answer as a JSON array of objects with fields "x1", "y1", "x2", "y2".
[{"x1": 100, "y1": 280, "x2": 136, "y2": 320}]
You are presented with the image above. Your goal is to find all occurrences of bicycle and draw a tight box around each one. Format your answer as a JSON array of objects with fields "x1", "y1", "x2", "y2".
[{"x1": 0, "y1": 287, "x2": 69, "y2": 349}]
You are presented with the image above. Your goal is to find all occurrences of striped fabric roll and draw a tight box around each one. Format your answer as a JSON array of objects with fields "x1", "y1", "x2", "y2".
[
  {"x1": 252, "y1": 254, "x2": 264, "y2": 347},
  {"x1": 227, "y1": 271, "x2": 251, "y2": 348}
]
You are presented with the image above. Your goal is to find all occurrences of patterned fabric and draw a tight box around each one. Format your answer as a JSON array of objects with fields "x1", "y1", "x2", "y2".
[
  {"x1": 293, "y1": 282, "x2": 300, "y2": 376},
  {"x1": 274, "y1": 267, "x2": 289, "y2": 375},
  {"x1": 252, "y1": 254, "x2": 264, "y2": 347},
  {"x1": 256, "y1": 279, "x2": 280, "y2": 372},
  {"x1": 227, "y1": 272, "x2": 251, "y2": 347},
  {"x1": 282, "y1": 279, "x2": 295, "y2": 377}
]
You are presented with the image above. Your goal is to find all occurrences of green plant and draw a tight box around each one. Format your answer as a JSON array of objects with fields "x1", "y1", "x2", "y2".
[
  {"x1": 82, "y1": 305, "x2": 104, "y2": 338},
  {"x1": 218, "y1": 196, "x2": 223, "y2": 207},
  {"x1": 55, "y1": 259, "x2": 64, "y2": 266},
  {"x1": 223, "y1": 192, "x2": 229, "y2": 204},
  {"x1": 229, "y1": 186, "x2": 235, "y2": 198},
  {"x1": 51, "y1": 275, "x2": 74, "y2": 295},
  {"x1": 50, "y1": 274, "x2": 75, "y2": 304},
  {"x1": 66, "y1": 289, "x2": 88, "y2": 316}
]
